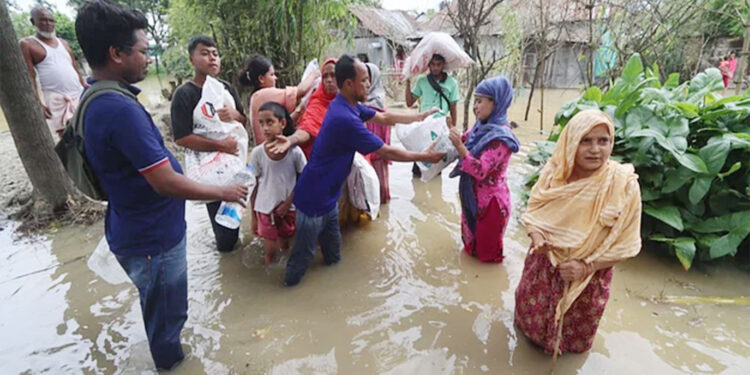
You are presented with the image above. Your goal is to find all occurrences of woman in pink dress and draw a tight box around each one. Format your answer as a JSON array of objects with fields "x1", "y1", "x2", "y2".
[
  {"x1": 720, "y1": 51, "x2": 739, "y2": 88},
  {"x1": 238, "y1": 55, "x2": 319, "y2": 145},
  {"x1": 515, "y1": 109, "x2": 642, "y2": 356},
  {"x1": 449, "y1": 76, "x2": 519, "y2": 263},
  {"x1": 364, "y1": 63, "x2": 391, "y2": 202}
]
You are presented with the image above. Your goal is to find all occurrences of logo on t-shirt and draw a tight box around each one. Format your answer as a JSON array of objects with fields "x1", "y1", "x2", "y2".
[{"x1": 201, "y1": 102, "x2": 216, "y2": 118}]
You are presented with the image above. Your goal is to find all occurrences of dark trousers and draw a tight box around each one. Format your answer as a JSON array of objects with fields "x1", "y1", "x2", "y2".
[
  {"x1": 206, "y1": 201, "x2": 240, "y2": 252},
  {"x1": 115, "y1": 235, "x2": 188, "y2": 370},
  {"x1": 284, "y1": 205, "x2": 342, "y2": 286}
]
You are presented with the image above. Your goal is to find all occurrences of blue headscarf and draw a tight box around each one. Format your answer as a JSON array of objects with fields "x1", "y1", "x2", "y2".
[{"x1": 450, "y1": 76, "x2": 519, "y2": 243}]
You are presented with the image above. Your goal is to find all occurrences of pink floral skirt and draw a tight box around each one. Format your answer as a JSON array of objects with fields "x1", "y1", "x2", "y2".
[{"x1": 514, "y1": 251, "x2": 613, "y2": 354}]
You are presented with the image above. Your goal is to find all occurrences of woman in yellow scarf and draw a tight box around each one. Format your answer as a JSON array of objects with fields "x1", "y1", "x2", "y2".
[{"x1": 515, "y1": 109, "x2": 642, "y2": 355}]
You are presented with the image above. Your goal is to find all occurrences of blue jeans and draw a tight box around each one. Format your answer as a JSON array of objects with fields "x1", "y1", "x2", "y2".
[
  {"x1": 284, "y1": 206, "x2": 342, "y2": 286},
  {"x1": 115, "y1": 234, "x2": 188, "y2": 370}
]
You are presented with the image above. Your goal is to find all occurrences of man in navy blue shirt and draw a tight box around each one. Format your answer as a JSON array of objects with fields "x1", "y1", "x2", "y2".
[
  {"x1": 75, "y1": 0, "x2": 247, "y2": 370},
  {"x1": 278, "y1": 55, "x2": 445, "y2": 286}
]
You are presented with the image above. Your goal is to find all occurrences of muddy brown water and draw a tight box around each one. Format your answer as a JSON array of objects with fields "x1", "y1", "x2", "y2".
[{"x1": 1, "y1": 90, "x2": 749, "y2": 374}]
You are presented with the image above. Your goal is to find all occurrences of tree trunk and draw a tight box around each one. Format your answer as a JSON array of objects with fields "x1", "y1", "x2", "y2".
[
  {"x1": 587, "y1": 1, "x2": 594, "y2": 87},
  {"x1": 539, "y1": 53, "x2": 546, "y2": 134},
  {"x1": 538, "y1": 0, "x2": 546, "y2": 134},
  {"x1": 0, "y1": 1, "x2": 80, "y2": 211},
  {"x1": 462, "y1": 83, "x2": 472, "y2": 130},
  {"x1": 462, "y1": 66, "x2": 477, "y2": 131},
  {"x1": 734, "y1": 23, "x2": 750, "y2": 94},
  {"x1": 524, "y1": 54, "x2": 540, "y2": 121}
]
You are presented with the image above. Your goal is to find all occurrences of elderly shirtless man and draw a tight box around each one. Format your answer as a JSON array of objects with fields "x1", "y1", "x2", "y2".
[{"x1": 19, "y1": 6, "x2": 87, "y2": 138}]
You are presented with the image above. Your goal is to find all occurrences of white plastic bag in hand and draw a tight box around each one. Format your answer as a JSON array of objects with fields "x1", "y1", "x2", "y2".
[
  {"x1": 87, "y1": 237, "x2": 129, "y2": 285},
  {"x1": 346, "y1": 153, "x2": 381, "y2": 219},
  {"x1": 402, "y1": 32, "x2": 474, "y2": 79},
  {"x1": 396, "y1": 116, "x2": 459, "y2": 182},
  {"x1": 184, "y1": 76, "x2": 249, "y2": 192},
  {"x1": 300, "y1": 59, "x2": 320, "y2": 108}
]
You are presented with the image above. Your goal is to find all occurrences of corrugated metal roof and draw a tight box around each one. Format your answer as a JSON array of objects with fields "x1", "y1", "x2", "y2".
[
  {"x1": 349, "y1": 5, "x2": 421, "y2": 44},
  {"x1": 418, "y1": 0, "x2": 596, "y2": 42}
]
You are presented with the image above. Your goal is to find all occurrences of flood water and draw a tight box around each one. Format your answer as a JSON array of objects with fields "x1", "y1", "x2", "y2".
[{"x1": 1, "y1": 90, "x2": 750, "y2": 375}]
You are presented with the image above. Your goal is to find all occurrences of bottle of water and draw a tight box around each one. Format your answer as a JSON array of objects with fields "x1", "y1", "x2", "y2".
[{"x1": 215, "y1": 165, "x2": 255, "y2": 229}]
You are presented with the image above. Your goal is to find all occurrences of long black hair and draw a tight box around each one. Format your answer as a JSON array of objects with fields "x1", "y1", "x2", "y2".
[
  {"x1": 257, "y1": 101, "x2": 295, "y2": 136},
  {"x1": 238, "y1": 55, "x2": 272, "y2": 91}
]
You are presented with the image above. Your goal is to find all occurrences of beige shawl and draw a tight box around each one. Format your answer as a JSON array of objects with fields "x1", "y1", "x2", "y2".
[{"x1": 522, "y1": 109, "x2": 642, "y2": 324}]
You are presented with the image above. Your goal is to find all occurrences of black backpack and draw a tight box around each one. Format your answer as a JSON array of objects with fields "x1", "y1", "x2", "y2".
[{"x1": 55, "y1": 81, "x2": 138, "y2": 201}]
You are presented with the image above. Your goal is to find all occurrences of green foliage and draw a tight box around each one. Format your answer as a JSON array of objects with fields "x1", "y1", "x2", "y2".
[
  {"x1": 52, "y1": 12, "x2": 81, "y2": 57},
  {"x1": 593, "y1": 0, "x2": 741, "y2": 84},
  {"x1": 10, "y1": 10, "x2": 34, "y2": 38},
  {"x1": 166, "y1": 0, "x2": 356, "y2": 88},
  {"x1": 10, "y1": 8, "x2": 83, "y2": 59},
  {"x1": 527, "y1": 54, "x2": 750, "y2": 270},
  {"x1": 704, "y1": 0, "x2": 747, "y2": 38}
]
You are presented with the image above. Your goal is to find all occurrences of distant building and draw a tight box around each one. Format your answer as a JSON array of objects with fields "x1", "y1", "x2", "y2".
[{"x1": 349, "y1": 5, "x2": 421, "y2": 69}]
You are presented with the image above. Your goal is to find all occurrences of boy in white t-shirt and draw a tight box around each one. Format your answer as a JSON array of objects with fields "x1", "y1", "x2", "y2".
[{"x1": 250, "y1": 102, "x2": 307, "y2": 264}]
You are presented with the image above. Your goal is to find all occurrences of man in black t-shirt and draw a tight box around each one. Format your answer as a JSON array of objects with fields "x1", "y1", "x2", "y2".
[{"x1": 170, "y1": 35, "x2": 247, "y2": 252}]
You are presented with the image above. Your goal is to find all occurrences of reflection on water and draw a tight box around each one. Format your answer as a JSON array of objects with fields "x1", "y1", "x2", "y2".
[{"x1": 1, "y1": 90, "x2": 749, "y2": 374}]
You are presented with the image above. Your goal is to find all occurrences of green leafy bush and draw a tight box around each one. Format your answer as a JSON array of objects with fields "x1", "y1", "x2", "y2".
[{"x1": 526, "y1": 54, "x2": 750, "y2": 270}]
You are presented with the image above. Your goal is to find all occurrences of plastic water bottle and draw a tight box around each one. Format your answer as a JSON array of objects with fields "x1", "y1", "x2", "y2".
[{"x1": 215, "y1": 165, "x2": 255, "y2": 229}]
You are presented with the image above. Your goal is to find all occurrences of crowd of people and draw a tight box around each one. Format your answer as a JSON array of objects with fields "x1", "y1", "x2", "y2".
[{"x1": 20, "y1": 0, "x2": 644, "y2": 370}]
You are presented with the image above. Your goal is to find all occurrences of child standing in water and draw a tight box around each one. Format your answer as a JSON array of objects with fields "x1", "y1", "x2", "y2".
[
  {"x1": 449, "y1": 76, "x2": 520, "y2": 263},
  {"x1": 250, "y1": 102, "x2": 307, "y2": 264}
]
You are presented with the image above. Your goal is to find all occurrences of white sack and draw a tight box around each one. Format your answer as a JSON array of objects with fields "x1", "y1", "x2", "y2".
[
  {"x1": 347, "y1": 153, "x2": 381, "y2": 219},
  {"x1": 395, "y1": 116, "x2": 459, "y2": 182},
  {"x1": 184, "y1": 76, "x2": 249, "y2": 192},
  {"x1": 402, "y1": 32, "x2": 474, "y2": 79}
]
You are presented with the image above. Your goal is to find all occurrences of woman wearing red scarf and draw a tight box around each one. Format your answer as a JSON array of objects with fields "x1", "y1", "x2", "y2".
[{"x1": 274, "y1": 58, "x2": 339, "y2": 159}]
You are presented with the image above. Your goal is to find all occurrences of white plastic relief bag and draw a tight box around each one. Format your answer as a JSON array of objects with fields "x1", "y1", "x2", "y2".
[
  {"x1": 87, "y1": 237, "x2": 129, "y2": 285},
  {"x1": 347, "y1": 153, "x2": 381, "y2": 219},
  {"x1": 401, "y1": 32, "x2": 474, "y2": 79},
  {"x1": 396, "y1": 116, "x2": 458, "y2": 182},
  {"x1": 300, "y1": 59, "x2": 320, "y2": 108},
  {"x1": 184, "y1": 76, "x2": 249, "y2": 193}
]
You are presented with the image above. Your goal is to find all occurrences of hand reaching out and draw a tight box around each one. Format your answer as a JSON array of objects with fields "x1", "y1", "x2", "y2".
[
  {"x1": 269, "y1": 135, "x2": 292, "y2": 155},
  {"x1": 420, "y1": 141, "x2": 446, "y2": 163},
  {"x1": 220, "y1": 184, "x2": 249, "y2": 207},
  {"x1": 419, "y1": 107, "x2": 441, "y2": 120}
]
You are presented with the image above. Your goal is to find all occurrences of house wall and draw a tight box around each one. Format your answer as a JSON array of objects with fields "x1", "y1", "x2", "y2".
[
  {"x1": 523, "y1": 42, "x2": 589, "y2": 88},
  {"x1": 353, "y1": 36, "x2": 394, "y2": 69}
]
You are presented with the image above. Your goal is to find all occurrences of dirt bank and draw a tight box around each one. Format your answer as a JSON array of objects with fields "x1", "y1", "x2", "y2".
[{"x1": 0, "y1": 101, "x2": 174, "y2": 223}]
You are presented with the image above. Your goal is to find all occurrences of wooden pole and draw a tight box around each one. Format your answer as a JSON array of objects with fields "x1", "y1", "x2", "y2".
[{"x1": 734, "y1": 23, "x2": 750, "y2": 94}]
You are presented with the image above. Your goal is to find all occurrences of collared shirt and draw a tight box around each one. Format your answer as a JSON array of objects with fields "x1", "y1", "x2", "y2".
[
  {"x1": 84, "y1": 80, "x2": 186, "y2": 256},
  {"x1": 411, "y1": 74, "x2": 460, "y2": 115},
  {"x1": 293, "y1": 94, "x2": 384, "y2": 216}
]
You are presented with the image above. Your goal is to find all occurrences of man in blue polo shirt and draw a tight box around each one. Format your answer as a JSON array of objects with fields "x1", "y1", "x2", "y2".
[
  {"x1": 281, "y1": 54, "x2": 445, "y2": 286},
  {"x1": 75, "y1": 0, "x2": 247, "y2": 370}
]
